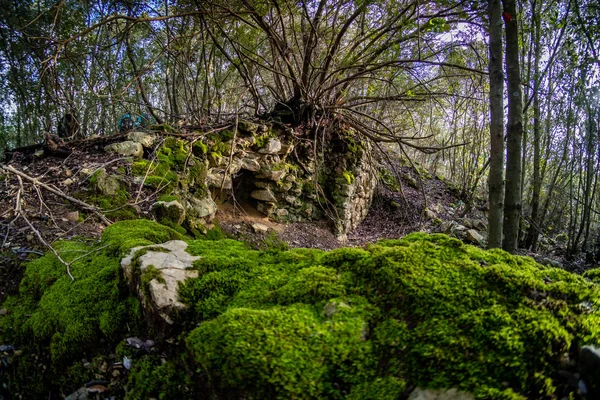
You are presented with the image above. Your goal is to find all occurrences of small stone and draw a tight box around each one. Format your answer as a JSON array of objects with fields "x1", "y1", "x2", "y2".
[
  {"x1": 207, "y1": 168, "x2": 232, "y2": 189},
  {"x1": 92, "y1": 168, "x2": 121, "y2": 196},
  {"x1": 424, "y1": 209, "x2": 436, "y2": 220},
  {"x1": 240, "y1": 157, "x2": 261, "y2": 172},
  {"x1": 257, "y1": 202, "x2": 275, "y2": 216},
  {"x1": 258, "y1": 138, "x2": 282, "y2": 154},
  {"x1": 466, "y1": 229, "x2": 484, "y2": 243},
  {"x1": 0, "y1": 308, "x2": 7, "y2": 316},
  {"x1": 473, "y1": 219, "x2": 487, "y2": 231},
  {"x1": 80, "y1": 168, "x2": 94, "y2": 176},
  {"x1": 580, "y1": 346, "x2": 600, "y2": 396},
  {"x1": 26, "y1": 235, "x2": 34, "y2": 242},
  {"x1": 66, "y1": 211, "x2": 79, "y2": 222},
  {"x1": 408, "y1": 388, "x2": 474, "y2": 400},
  {"x1": 462, "y1": 218, "x2": 476, "y2": 229},
  {"x1": 276, "y1": 208, "x2": 289, "y2": 217},
  {"x1": 250, "y1": 189, "x2": 277, "y2": 202},
  {"x1": 439, "y1": 221, "x2": 454, "y2": 233},
  {"x1": 62, "y1": 178, "x2": 75, "y2": 186},
  {"x1": 127, "y1": 131, "x2": 156, "y2": 148},
  {"x1": 251, "y1": 223, "x2": 269, "y2": 233},
  {"x1": 64, "y1": 169, "x2": 73, "y2": 177},
  {"x1": 104, "y1": 141, "x2": 143, "y2": 158},
  {"x1": 34, "y1": 149, "x2": 44, "y2": 158}
]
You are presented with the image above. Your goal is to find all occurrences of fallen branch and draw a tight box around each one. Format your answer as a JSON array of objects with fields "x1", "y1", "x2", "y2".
[
  {"x1": 0, "y1": 163, "x2": 111, "y2": 225},
  {"x1": 14, "y1": 175, "x2": 75, "y2": 281}
]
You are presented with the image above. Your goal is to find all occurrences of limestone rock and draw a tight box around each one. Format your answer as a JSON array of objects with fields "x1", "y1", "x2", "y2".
[
  {"x1": 121, "y1": 240, "x2": 199, "y2": 324},
  {"x1": 152, "y1": 200, "x2": 186, "y2": 225},
  {"x1": 251, "y1": 223, "x2": 269, "y2": 233},
  {"x1": 104, "y1": 141, "x2": 143, "y2": 158},
  {"x1": 182, "y1": 195, "x2": 217, "y2": 220},
  {"x1": 127, "y1": 131, "x2": 156, "y2": 148},
  {"x1": 408, "y1": 388, "x2": 474, "y2": 400},
  {"x1": 256, "y1": 168, "x2": 286, "y2": 181},
  {"x1": 473, "y1": 219, "x2": 487, "y2": 231},
  {"x1": 258, "y1": 138, "x2": 282, "y2": 154},
  {"x1": 466, "y1": 229, "x2": 484, "y2": 243},
  {"x1": 425, "y1": 209, "x2": 436, "y2": 220},
  {"x1": 439, "y1": 221, "x2": 454, "y2": 234},
  {"x1": 92, "y1": 168, "x2": 121, "y2": 196},
  {"x1": 257, "y1": 201, "x2": 275, "y2": 216},
  {"x1": 207, "y1": 168, "x2": 232, "y2": 190},
  {"x1": 240, "y1": 157, "x2": 261, "y2": 172},
  {"x1": 66, "y1": 211, "x2": 79, "y2": 222},
  {"x1": 251, "y1": 189, "x2": 277, "y2": 202}
]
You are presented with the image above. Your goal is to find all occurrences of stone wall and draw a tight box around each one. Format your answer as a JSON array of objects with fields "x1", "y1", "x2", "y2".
[{"x1": 111, "y1": 121, "x2": 377, "y2": 237}]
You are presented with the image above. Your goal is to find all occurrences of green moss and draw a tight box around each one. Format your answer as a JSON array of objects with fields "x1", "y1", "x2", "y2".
[
  {"x1": 1, "y1": 240, "x2": 141, "y2": 364},
  {"x1": 126, "y1": 356, "x2": 192, "y2": 400},
  {"x1": 584, "y1": 267, "x2": 600, "y2": 283},
  {"x1": 4, "y1": 224, "x2": 600, "y2": 399},
  {"x1": 187, "y1": 303, "x2": 374, "y2": 399},
  {"x1": 157, "y1": 194, "x2": 179, "y2": 202},
  {"x1": 192, "y1": 141, "x2": 209, "y2": 156},
  {"x1": 342, "y1": 170, "x2": 355, "y2": 185},
  {"x1": 141, "y1": 265, "x2": 166, "y2": 295}
]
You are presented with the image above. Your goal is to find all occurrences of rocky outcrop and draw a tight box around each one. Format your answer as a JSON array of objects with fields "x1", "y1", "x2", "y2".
[{"x1": 121, "y1": 240, "x2": 199, "y2": 324}]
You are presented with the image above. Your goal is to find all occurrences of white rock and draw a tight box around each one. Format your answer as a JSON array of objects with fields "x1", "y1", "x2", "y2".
[
  {"x1": 408, "y1": 388, "x2": 474, "y2": 400},
  {"x1": 466, "y1": 229, "x2": 484, "y2": 243},
  {"x1": 104, "y1": 141, "x2": 143, "y2": 158},
  {"x1": 258, "y1": 138, "x2": 282, "y2": 154},
  {"x1": 127, "y1": 131, "x2": 156, "y2": 148},
  {"x1": 121, "y1": 240, "x2": 200, "y2": 324},
  {"x1": 251, "y1": 223, "x2": 269, "y2": 233},
  {"x1": 250, "y1": 189, "x2": 277, "y2": 202}
]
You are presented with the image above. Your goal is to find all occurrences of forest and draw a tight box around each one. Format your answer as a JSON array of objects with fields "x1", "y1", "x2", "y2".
[{"x1": 0, "y1": 0, "x2": 599, "y2": 399}]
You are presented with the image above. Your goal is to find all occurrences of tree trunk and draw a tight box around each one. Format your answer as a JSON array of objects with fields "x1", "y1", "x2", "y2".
[
  {"x1": 488, "y1": 0, "x2": 505, "y2": 249},
  {"x1": 525, "y1": 5, "x2": 542, "y2": 250},
  {"x1": 502, "y1": 0, "x2": 524, "y2": 253}
]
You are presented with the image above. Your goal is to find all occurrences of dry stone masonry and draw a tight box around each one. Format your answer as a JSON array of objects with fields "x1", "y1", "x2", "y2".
[{"x1": 112, "y1": 120, "x2": 378, "y2": 237}]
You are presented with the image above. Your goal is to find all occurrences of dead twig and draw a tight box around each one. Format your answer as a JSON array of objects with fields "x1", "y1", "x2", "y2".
[
  {"x1": 0, "y1": 163, "x2": 111, "y2": 225},
  {"x1": 14, "y1": 175, "x2": 75, "y2": 281}
]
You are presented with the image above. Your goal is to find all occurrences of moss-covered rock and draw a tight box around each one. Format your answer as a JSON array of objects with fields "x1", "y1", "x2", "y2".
[{"x1": 3, "y1": 224, "x2": 600, "y2": 399}]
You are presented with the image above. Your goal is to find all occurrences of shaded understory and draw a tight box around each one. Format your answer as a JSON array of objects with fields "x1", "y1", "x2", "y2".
[{"x1": 1, "y1": 219, "x2": 600, "y2": 399}]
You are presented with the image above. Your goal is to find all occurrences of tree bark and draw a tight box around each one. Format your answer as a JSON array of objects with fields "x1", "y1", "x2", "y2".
[
  {"x1": 488, "y1": 0, "x2": 505, "y2": 249},
  {"x1": 502, "y1": 0, "x2": 524, "y2": 253},
  {"x1": 525, "y1": 3, "x2": 542, "y2": 250}
]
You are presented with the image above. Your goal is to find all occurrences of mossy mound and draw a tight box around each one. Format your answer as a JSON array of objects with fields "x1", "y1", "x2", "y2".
[
  {"x1": 182, "y1": 233, "x2": 600, "y2": 399},
  {"x1": 0, "y1": 220, "x2": 184, "y2": 397},
  {"x1": 1, "y1": 222, "x2": 599, "y2": 399}
]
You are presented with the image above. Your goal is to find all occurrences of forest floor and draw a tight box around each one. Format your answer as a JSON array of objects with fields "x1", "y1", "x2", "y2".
[{"x1": 0, "y1": 140, "x2": 570, "y2": 304}]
